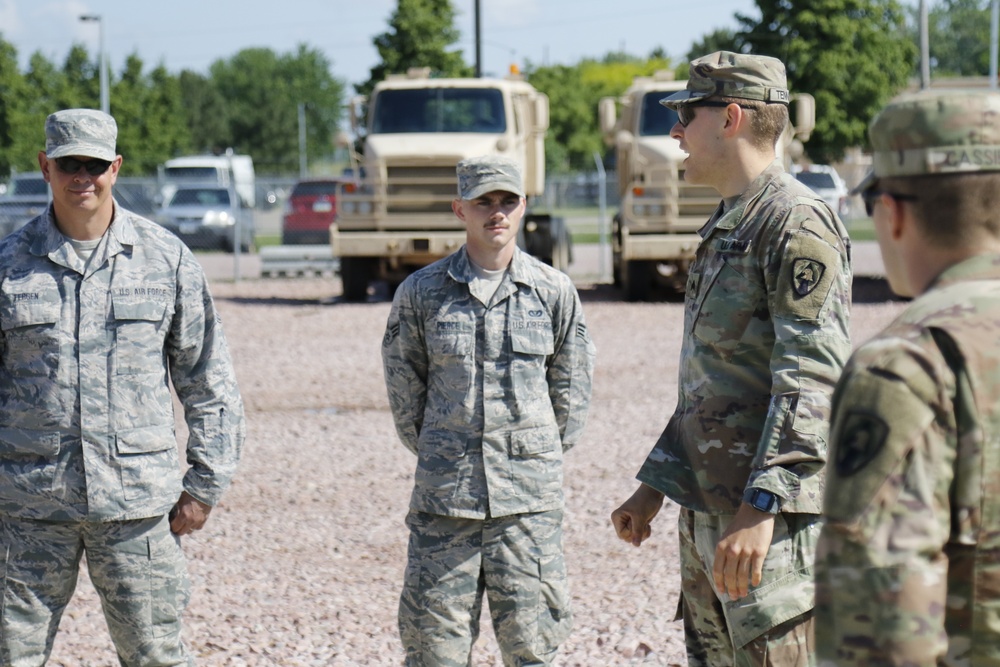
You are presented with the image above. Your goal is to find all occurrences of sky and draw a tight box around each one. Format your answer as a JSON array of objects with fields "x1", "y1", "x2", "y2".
[{"x1": 0, "y1": 0, "x2": 761, "y2": 89}]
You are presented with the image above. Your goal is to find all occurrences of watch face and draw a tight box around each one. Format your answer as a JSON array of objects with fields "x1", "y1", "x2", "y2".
[{"x1": 752, "y1": 490, "x2": 775, "y2": 512}]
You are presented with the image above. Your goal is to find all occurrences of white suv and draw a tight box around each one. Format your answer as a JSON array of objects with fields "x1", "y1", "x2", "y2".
[{"x1": 792, "y1": 164, "x2": 849, "y2": 218}]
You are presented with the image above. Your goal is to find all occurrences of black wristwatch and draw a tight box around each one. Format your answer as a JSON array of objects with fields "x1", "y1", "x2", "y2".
[{"x1": 745, "y1": 488, "x2": 781, "y2": 514}]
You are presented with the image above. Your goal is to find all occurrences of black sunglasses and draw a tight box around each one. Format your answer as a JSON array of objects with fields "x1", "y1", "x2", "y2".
[
  {"x1": 54, "y1": 156, "x2": 113, "y2": 176},
  {"x1": 677, "y1": 101, "x2": 752, "y2": 127},
  {"x1": 861, "y1": 188, "x2": 919, "y2": 217}
]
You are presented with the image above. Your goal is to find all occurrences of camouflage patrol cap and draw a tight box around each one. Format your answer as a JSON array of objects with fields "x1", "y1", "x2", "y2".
[
  {"x1": 45, "y1": 108, "x2": 118, "y2": 161},
  {"x1": 456, "y1": 155, "x2": 525, "y2": 200},
  {"x1": 853, "y1": 89, "x2": 1000, "y2": 193},
  {"x1": 660, "y1": 51, "x2": 790, "y2": 109}
]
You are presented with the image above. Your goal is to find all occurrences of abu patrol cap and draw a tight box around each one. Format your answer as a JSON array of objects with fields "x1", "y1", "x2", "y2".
[
  {"x1": 456, "y1": 155, "x2": 525, "y2": 200},
  {"x1": 660, "y1": 51, "x2": 790, "y2": 109},
  {"x1": 45, "y1": 108, "x2": 118, "y2": 161},
  {"x1": 853, "y1": 89, "x2": 1000, "y2": 193}
]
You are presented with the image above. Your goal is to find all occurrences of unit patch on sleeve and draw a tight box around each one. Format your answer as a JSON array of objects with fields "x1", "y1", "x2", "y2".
[
  {"x1": 834, "y1": 410, "x2": 888, "y2": 477},
  {"x1": 774, "y1": 229, "x2": 840, "y2": 322},
  {"x1": 792, "y1": 258, "x2": 825, "y2": 297}
]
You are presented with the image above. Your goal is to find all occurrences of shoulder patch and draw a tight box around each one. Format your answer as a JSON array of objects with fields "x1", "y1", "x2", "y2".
[
  {"x1": 383, "y1": 322, "x2": 399, "y2": 347},
  {"x1": 774, "y1": 229, "x2": 841, "y2": 322},
  {"x1": 823, "y1": 363, "x2": 936, "y2": 524},
  {"x1": 834, "y1": 411, "x2": 888, "y2": 476}
]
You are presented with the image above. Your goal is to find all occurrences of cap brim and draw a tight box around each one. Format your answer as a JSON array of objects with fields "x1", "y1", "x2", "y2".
[
  {"x1": 659, "y1": 89, "x2": 711, "y2": 109},
  {"x1": 47, "y1": 142, "x2": 116, "y2": 161},
  {"x1": 850, "y1": 169, "x2": 877, "y2": 196},
  {"x1": 461, "y1": 182, "x2": 525, "y2": 200}
]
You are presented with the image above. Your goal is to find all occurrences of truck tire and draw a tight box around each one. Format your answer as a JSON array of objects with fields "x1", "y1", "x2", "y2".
[
  {"x1": 340, "y1": 257, "x2": 374, "y2": 302},
  {"x1": 623, "y1": 259, "x2": 654, "y2": 302}
]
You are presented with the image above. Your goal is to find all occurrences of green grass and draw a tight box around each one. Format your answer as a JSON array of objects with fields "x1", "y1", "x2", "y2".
[
  {"x1": 845, "y1": 218, "x2": 877, "y2": 242},
  {"x1": 255, "y1": 234, "x2": 281, "y2": 248}
]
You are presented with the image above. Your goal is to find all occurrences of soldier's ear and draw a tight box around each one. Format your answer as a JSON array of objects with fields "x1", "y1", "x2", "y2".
[{"x1": 452, "y1": 199, "x2": 467, "y2": 221}]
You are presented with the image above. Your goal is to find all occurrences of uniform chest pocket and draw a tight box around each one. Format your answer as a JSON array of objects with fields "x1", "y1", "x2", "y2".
[
  {"x1": 427, "y1": 328, "x2": 475, "y2": 401},
  {"x1": 113, "y1": 294, "x2": 173, "y2": 375},
  {"x1": 0, "y1": 275, "x2": 63, "y2": 379},
  {"x1": 692, "y1": 256, "x2": 762, "y2": 361},
  {"x1": 427, "y1": 329, "x2": 474, "y2": 356},
  {"x1": 509, "y1": 325, "x2": 554, "y2": 407},
  {"x1": 510, "y1": 326, "x2": 555, "y2": 356}
]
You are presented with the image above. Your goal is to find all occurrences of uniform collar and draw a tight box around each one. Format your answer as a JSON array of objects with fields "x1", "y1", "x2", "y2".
[
  {"x1": 448, "y1": 245, "x2": 537, "y2": 290},
  {"x1": 927, "y1": 253, "x2": 1000, "y2": 291},
  {"x1": 698, "y1": 159, "x2": 783, "y2": 238},
  {"x1": 31, "y1": 199, "x2": 139, "y2": 263}
]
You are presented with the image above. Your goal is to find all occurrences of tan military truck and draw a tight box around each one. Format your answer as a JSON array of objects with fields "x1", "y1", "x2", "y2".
[
  {"x1": 599, "y1": 70, "x2": 815, "y2": 300},
  {"x1": 333, "y1": 67, "x2": 570, "y2": 300}
]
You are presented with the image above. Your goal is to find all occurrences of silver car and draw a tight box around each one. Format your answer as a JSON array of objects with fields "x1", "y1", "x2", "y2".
[
  {"x1": 155, "y1": 185, "x2": 254, "y2": 252},
  {"x1": 0, "y1": 173, "x2": 50, "y2": 239}
]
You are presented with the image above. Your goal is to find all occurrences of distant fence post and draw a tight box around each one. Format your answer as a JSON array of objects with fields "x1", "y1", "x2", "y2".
[{"x1": 593, "y1": 152, "x2": 609, "y2": 283}]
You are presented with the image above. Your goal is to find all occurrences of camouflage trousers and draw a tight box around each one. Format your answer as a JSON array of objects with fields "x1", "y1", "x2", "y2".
[
  {"x1": 0, "y1": 513, "x2": 194, "y2": 667},
  {"x1": 677, "y1": 508, "x2": 819, "y2": 667},
  {"x1": 398, "y1": 509, "x2": 571, "y2": 667}
]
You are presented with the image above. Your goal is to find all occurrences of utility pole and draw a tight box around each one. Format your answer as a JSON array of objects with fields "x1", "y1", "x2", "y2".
[
  {"x1": 919, "y1": 0, "x2": 930, "y2": 89},
  {"x1": 298, "y1": 103, "x2": 308, "y2": 177},
  {"x1": 474, "y1": 0, "x2": 482, "y2": 78},
  {"x1": 992, "y1": 0, "x2": 999, "y2": 89},
  {"x1": 79, "y1": 14, "x2": 110, "y2": 114}
]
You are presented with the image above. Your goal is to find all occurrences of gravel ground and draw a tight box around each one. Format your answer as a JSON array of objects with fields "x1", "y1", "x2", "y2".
[{"x1": 45, "y1": 269, "x2": 907, "y2": 667}]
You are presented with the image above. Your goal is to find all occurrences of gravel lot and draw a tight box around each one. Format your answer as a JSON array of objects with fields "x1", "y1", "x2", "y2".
[{"x1": 45, "y1": 256, "x2": 907, "y2": 667}]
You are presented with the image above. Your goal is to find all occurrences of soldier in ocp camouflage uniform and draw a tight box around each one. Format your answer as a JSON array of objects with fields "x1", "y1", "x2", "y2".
[
  {"x1": 0, "y1": 109, "x2": 245, "y2": 666},
  {"x1": 382, "y1": 155, "x2": 595, "y2": 666},
  {"x1": 611, "y1": 52, "x2": 852, "y2": 666},
  {"x1": 816, "y1": 91, "x2": 1000, "y2": 666}
]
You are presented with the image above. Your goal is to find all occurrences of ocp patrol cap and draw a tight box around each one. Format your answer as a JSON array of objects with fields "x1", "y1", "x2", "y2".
[
  {"x1": 853, "y1": 89, "x2": 1000, "y2": 193},
  {"x1": 660, "y1": 51, "x2": 790, "y2": 109}
]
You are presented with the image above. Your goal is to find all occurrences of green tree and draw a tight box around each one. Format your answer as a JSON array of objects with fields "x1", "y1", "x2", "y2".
[
  {"x1": 736, "y1": 0, "x2": 916, "y2": 163},
  {"x1": 527, "y1": 54, "x2": 673, "y2": 173},
  {"x1": 360, "y1": 0, "x2": 472, "y2": 96},
  {"x1": 686, "y1": 28, "x2": 742, "y2": 63},
  {"x1": 209, "y1": 46, "x2": 345, "y2": 174},
  {"x1": 178, "y1": 70, "x2": 231, "y2": 154},
  {"x1": 0, "y1": 35, "x2": 31, "y2": 176},
  {"x1": 110, "y1": 54, "x2": 192, "y2": 174},
  {"x1": 924, "y1": 0, "x2": 990, "y2": 76}
]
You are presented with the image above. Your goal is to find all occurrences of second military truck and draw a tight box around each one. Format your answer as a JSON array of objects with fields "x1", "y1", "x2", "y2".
[
  {"x1": 599, "y1": 70, "x2": 815, "y2": 300},
  {"x1": 333, "y1": 67, "x2": 570, "y2": 301}
]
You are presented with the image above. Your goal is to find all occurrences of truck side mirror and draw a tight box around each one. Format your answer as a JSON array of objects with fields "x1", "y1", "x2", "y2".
[
  {"x1": 599, "y1": 97, "x2": 618, "y2": 141},
  {"x1": 791, "y1": 93, "x2": 815, "y2": 143},
  {"x1": 349, "y1": 95, "x2": 368, "y2": 133},
  {"x1": 534, "y1": 95, "x2": 549, "y2": 132}
]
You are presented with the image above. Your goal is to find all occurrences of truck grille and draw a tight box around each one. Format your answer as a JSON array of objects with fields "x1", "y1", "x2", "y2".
[{"x1": 384, "y1": 166, "x2": 456, "y2": 215}]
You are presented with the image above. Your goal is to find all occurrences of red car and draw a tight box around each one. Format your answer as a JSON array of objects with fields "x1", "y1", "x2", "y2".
[{"x1": 282, "y1": 178, "x2": 350, "y2": 245}]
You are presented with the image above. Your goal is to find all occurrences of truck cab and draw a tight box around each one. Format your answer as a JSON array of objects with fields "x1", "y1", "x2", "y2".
[{"x1": 333, "y1": 68, "x2": 569, "y2": 301}]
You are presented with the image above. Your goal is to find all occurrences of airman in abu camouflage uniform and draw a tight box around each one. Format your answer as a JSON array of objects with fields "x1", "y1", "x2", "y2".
[
  {"x1": 611, "y1": 52, "x2": 852, "y2": 666},
  {"x1": 0, "y1": 109, "x2": 245, "y2": 666},
  {"x1": 816, "y1": 90, "x2": 1000, "y2": 666},
  {"x1": 382, "y1": 155, "x2": 595, "y2": 666}
]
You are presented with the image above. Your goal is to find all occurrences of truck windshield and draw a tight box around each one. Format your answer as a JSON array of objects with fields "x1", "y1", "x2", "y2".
[
  {"x1": 372, "y1": 88, "x2": 506, "y2": 134},
  {"x1": 639, "y1": 92, "x2": 680, "y2": 136}
]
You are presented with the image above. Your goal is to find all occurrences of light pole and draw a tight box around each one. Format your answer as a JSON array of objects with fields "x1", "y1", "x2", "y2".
[{"x1": 79, "y1": 14, "x2": 109, "y2": 114}]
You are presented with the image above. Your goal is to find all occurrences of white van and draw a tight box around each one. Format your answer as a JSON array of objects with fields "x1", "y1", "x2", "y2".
[{"x1": 160, "y1": 151, "x2": 256, "y2": 209}]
